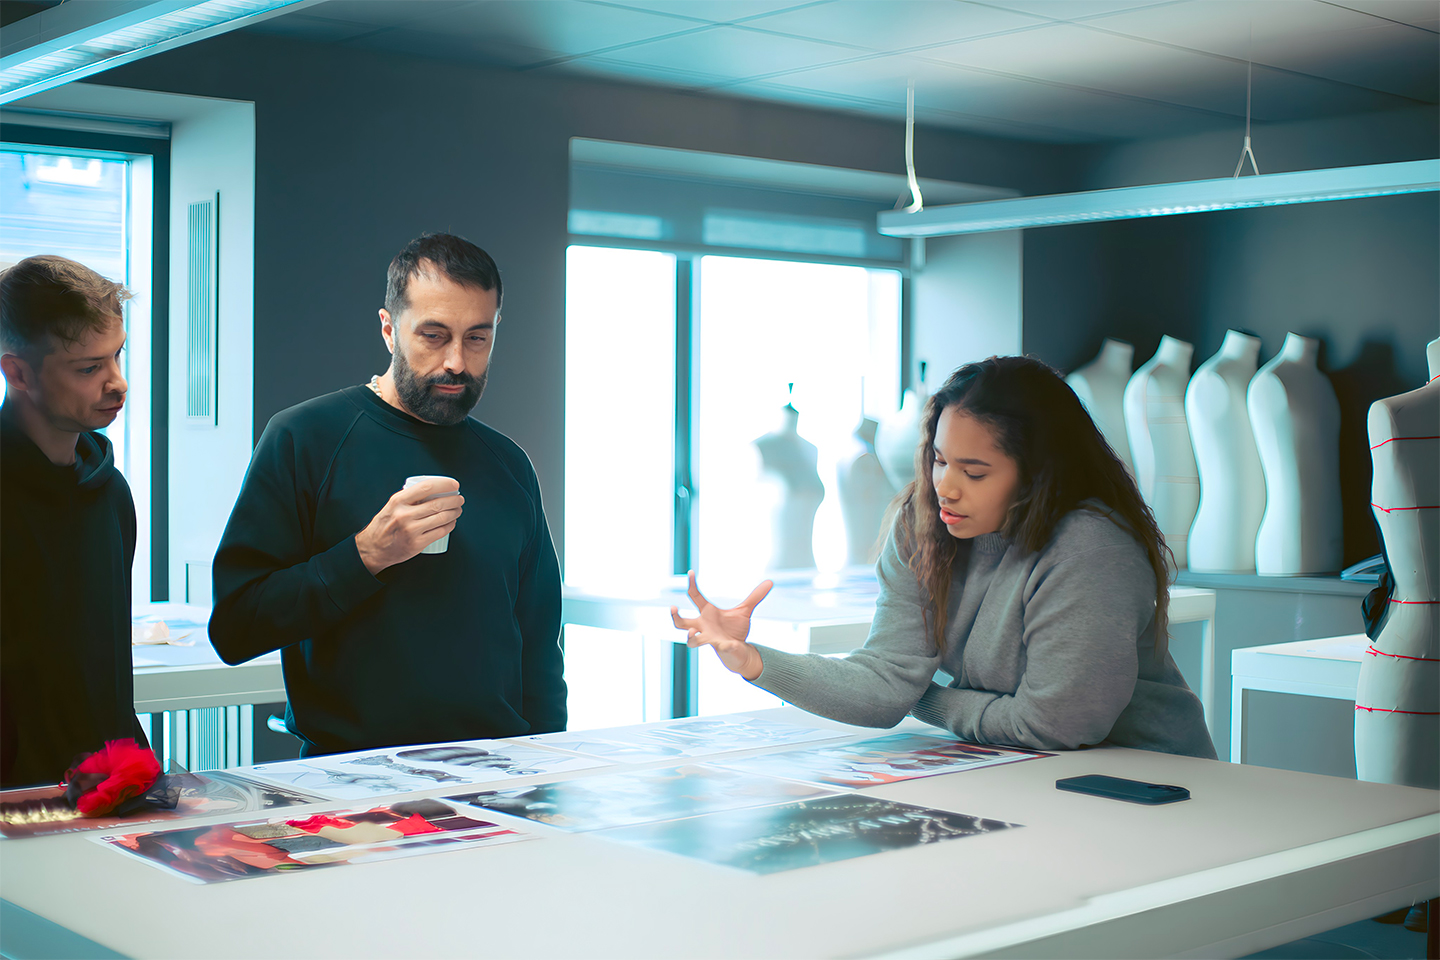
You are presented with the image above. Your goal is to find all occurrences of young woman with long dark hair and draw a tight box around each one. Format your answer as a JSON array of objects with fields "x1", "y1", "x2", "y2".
[{"x1": 672, "y1": 356, "x2": 1216, "y2": 758}]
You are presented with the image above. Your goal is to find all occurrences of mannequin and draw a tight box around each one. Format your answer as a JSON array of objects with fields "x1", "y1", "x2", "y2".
[
  {"x1": 1247, "y1": 333, "x2": 1343, "y2": 576},
  {"x1": 1066, "y1": 338, "x2": 1134, "y2": 473},
  {"x1": 836, "y1": 418, "x2": 897, "y2": 566},
  {"x1": 875, "y1": 362, "x2": 928, "y2": 490},
  {"x1": 1123, "y1": 336, "x2": 1199, "y2": 569},
  {"x1": 752, "y1": 401, "x2": 824, "y2": 571},
  {"x1": 1185, "y1": 330, "x2": 1265, "y2": 573},
  {"x1": 1354, "y1": 337, "x2": 1439, "y2": 789}
]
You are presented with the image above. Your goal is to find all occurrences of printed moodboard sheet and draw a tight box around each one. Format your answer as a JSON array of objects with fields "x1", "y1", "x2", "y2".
[
  {"x1": 514, "y1": 715, "x2": 849, "y2": 764},
  {"x1": 0, "y1": 771, "x2": 323, "y2": 840},
  {"x1": 238, "y1": 739, "x2": 609, "y2": 801},
  {"x1": 449, "y1": 763, "x2": 837, "y2": 833},
  {"x1": 97, "y1": 797, "x2": 532, "y2": 884},
  {"x1": 712, "y1": 732, "x2": 1049, "y2": 788},
  {"x1": 596, "y1": 793, "x2": 1021, "y2": 875}
]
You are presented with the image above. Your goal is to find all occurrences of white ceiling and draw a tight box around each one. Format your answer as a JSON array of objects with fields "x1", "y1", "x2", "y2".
[{"x1": 246, "y1": 0, "x2": 1440, "y2": 143}]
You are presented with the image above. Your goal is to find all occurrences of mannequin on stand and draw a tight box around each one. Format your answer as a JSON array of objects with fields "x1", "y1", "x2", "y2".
[
  {"x1": 1185, "y1": 330, "x2": 1265, "y2": 573},
  {"x1": 836, "y1": 417, "x2": 896, "y2": 566},
  {"x1": 1247, "y1": 333, "x2": 1343, "y2": 576},
  {"x1": 1123, "y1": 336, "x2": 1199, "y2": 569},
  {"x1": 1067, "y1": 338, "x2": 1134, "y2": 473},
  {"x1": 1354, "y1": 337, "x2": 1439, "y2": 790},
  {"x1": 875, "y1": 362, "x2": 928, "y2": 490},
  {"x1": 752, "y1": 389, "x2": 824, "y2": 571}
]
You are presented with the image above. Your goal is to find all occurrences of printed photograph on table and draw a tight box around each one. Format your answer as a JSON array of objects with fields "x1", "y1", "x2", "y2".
[
  {"x1": 97, "y1": 797, "x2": 531, "y2": 884},
  {"x1": 712, "y1": 733, "x2": 1049, "y2": 788},
  {"x1": 516, "y1": 715, "x2": 847, "y2": 763},
  {"x1": 598, "y1": 793, "x2": 1020, "y2": 875},
  {"x1": 0, "y1": 771, "x2": 323, "y2": 840},
  {"x1": 241, "y1": 740, "x2": 608, "y2": 800},
  {"x1": 450, "y1": 764, "x2": 836, "y2": 832}
]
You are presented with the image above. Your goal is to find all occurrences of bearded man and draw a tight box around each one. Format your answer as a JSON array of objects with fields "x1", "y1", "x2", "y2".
[{"x1": 209, "y1": 234, "x2": 565, "y2": 755}]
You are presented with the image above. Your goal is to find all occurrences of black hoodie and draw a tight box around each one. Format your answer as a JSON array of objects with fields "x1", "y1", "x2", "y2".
[{"x1": 1, "y1": 403, "x2": 147, "y2": 787}]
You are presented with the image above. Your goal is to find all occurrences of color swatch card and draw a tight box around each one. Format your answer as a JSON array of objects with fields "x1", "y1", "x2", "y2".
[
  {"x1": 515, "y1": 715, "x2": 849, "y2": 764},
  {"x1": 97, "y1": 797, "x2": 531, "y2": 884},
  {"x1": 596, "y1": 793, "x2": 1020, "y2": 875},
  {"x1": 449, "y1": 764, "x2": 836, "y2": 833},
  {"x1": 238, "y1": 740, "x2": 608, "y2": 801},
  {"x1": 712, "y1": 732, "x2": 1048, "y2": 788}
]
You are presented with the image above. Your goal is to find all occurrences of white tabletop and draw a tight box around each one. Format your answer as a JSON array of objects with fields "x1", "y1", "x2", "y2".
[{"x1": 2, "y1": 708, "x2": 1434, "y2": 960}]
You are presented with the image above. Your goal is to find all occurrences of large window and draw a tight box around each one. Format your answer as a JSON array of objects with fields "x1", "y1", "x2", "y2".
[
  {"x1": 0, "y1": 138, "x2": 161, "y2": 606},
  {"x1": 564, "y1": 245, "x2": 902, "y2": 726}
]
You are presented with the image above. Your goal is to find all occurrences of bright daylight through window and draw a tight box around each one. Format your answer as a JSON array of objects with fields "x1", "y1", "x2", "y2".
[{"x1": 0, "y1": 145, "x2": 154, "y2": 605}]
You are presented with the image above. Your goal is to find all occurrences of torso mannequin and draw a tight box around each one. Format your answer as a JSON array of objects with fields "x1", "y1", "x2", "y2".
[
  {"x1": 836, "y1": 418, "x2": 897, "y2": 566},
  {"x1": 1354, "y1": 337, "x2": 1439, "y2": 789},
  {"x1": 1123, "y1": 336, "x2": 1199, "y2": 568},
  {"x1": 1067, "y1": 338, "x2": 1134, "y2": 473},
  {"x1": 753, "y1": 405, "x2": 824, "y2": 570},
  {"x1": 1185, "y1": 330, "x2": 1265, "y2": 573},
  {"x1": 875, "y1": 385, "x2": 928, "y2": 491},
  {"x1": 1247, "y1": 333, "x2": 1343, "y2": 576}
]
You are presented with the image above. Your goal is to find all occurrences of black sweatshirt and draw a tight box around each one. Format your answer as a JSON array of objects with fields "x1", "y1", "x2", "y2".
[
  {"x1": 1, "y1": 405, "x2": 147, "y2": 788},
  {"x1": 210, "y1": 386, "x2": 566, "y2": 755}
]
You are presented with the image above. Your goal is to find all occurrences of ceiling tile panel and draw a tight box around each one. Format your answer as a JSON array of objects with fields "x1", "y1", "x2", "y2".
[
  {"x1": 740, "y1": 1, "x2": 1042, "y2": 53},
  {"x1": 544, "y1": 55, "x2": 735, "y2": 89},
  {"x1": 595, "y1": 0, "x2": 831, "y2": 23},
  {"x1": 584, "y1": 22, "x2": 860, "y2": 77},
  {"x1": 975, "y1": 0, "x2": 1179, "y2": 21},
  {"x1": 245, "y1": 13, "x2": 383, "y2": 43},
  {"x1": 282, "y1": 0, "x2": 476, "y2": 28},
  {"x1": 1093, "y1": 1, "x2": 1439, "y2": 102},
  {"x1": 340, "y1": 25, "x2": 566, "y2": 68},
  {"x1": 1325, "y1": 1, "x2": 1440, "y2": 32}
]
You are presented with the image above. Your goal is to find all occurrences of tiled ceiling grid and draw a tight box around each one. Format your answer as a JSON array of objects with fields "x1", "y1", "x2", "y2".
[{"x1": 247, "y1": 0, "x2": 1440, "y2": 142}]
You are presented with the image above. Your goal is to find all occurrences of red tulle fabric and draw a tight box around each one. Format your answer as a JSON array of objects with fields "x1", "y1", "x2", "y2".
[{"x1": 66, "y1": 739, "x2": 162, "y2": 816}]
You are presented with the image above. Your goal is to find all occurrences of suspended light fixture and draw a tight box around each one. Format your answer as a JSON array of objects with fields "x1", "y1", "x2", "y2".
[
  {"x1": 876, "y1": 159, "x2": 1440, "y2": 237},
  {"x1": 0, "y1": 0, "x2": 319, "y2": 106}
]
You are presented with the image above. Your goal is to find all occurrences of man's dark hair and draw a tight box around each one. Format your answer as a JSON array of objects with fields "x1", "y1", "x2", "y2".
[
  {"x1": 384, "y1": 233, "x2": 502, "y2": 319},
  {"x1": 0, "y1": 255, "x2": 131, "y2": 362}
]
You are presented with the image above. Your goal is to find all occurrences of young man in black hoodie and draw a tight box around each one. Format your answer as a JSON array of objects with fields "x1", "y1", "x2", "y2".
[{"x1": 0, "y1": 255, "x2": 149, "y2": 787}]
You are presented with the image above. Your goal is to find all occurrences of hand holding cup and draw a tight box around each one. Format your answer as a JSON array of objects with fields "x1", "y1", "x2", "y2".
[{"x1": 355, "y1": 476, "x2": 463, "y2": 575}]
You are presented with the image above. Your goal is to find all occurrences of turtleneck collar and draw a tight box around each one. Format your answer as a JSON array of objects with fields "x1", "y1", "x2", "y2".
[{"x1": 969, "y1": 530, "x2": 1010, "y2": 555}]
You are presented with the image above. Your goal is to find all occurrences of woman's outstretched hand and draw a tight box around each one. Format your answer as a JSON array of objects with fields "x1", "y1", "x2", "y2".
[{"x1": 670, "y1": 571, "x2": 773, "y2": 681}]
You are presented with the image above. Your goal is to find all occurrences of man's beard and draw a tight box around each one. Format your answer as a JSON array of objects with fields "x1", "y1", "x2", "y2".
[{"x1": 391, "y1": 341, "x2": 487, "y2": 426}]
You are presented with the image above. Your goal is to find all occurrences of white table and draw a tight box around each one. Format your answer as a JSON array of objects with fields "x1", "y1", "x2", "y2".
[
  {"x1": 1230, "y1": 634, "x2": 1366, "y2": 764},
  {"x1": 0, "y1": 707, "x2": 1435, "y2": 959},
  {"x1": 131, "y1": 604, "x2": 285, "y2": 769},
  {"x1": 564, "y1": 577, "x2": 1220, "y2": 732}
]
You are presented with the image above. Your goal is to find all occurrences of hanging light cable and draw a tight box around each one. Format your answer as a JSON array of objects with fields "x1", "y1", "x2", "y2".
[
  {"x1": 904, "y1": 79, "x2": 924, "y2": 213},
  {"x1": 1233, "y1": 26, "x2": 1260, "y2": 178}
]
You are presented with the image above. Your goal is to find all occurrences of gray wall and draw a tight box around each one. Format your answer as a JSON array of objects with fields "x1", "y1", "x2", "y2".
[
  {"x1": 1023, "y1": 107, "x2": 1440, "y2": 567},
  {"x1": 95, "y1": 31, "x2": 1082, "y2": 562}
]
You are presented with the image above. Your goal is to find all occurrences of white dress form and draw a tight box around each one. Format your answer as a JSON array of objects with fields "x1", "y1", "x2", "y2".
[
  {"x1": 1185, "y1": 330, "x2": 1266, "y2": 573},
  {"x1": 1067, "y1": 338, "x2": 1134, "y2": 473},
  {"x1": 875, "y1": 364, "x2": 929, "y2": 491},
  {"x1": 753, "y1": 404, "x2": 824, "y2": 570},
  {"x1": 1124, "y1": 336, "x2": 1199, "y2": 569},
  {"x1": 836, "y1": 418, "x2": 897, "y2": 566},
  {"x1": 1354, "y1": 337, "x2": 1439, "y2": 789},
  {"x1": 1247, "y1": 333, "x2": 1343, "y2": 576}
]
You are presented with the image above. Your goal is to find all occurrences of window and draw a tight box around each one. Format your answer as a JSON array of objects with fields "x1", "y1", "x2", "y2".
[
  {"x1": 0, "y1": 134, "x2": 165, "y2": 606},
  {"x1": 563, "y1": 246, "x2": 902, "y2": 725}
]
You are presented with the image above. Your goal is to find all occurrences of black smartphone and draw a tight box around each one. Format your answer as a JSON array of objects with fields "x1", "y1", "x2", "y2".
[{"x1": 1055, "y1": 774, "x2": 1190, "y2": 805}]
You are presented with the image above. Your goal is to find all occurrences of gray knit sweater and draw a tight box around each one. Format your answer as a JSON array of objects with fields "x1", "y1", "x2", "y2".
[{"x1": 752, "y1": 503, "x2": 1217, "y2": 758}]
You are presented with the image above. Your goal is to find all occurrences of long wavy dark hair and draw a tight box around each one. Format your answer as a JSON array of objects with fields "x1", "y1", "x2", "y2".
[{"x1": 895, "y1": 356, "x2": 1173, "y2": 661}]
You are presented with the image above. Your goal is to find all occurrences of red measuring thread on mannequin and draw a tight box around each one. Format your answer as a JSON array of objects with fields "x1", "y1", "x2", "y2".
[
  {"x1": 1370, "y1": 435, "x2": 1440, "y2": 450},
  {"x1": 1355, "y1": 705, "x2": 1440, "y2": 716},
  {"x1": 1370, "y1": 502, "x2": 1440, "y2": 513},
  {"x1": 1367, "y1": 645, "x2": 1440, "y2": 662},
  {"x1": 1387, "y1": 598, "x2": 1439, "y2": 604}
]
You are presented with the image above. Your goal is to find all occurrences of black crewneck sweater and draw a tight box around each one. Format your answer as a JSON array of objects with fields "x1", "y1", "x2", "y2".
[
  {"x1": 1, "y1": 404, "x2": 147, "y2": 787},
  {"x1": 210, "y1": 386, "x2": 565, "y2": 756}
]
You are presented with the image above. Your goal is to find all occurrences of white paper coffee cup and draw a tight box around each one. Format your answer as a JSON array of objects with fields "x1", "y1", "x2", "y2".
[{"x1": 404, "y1": 475, "x2": 459, "y2": 554}]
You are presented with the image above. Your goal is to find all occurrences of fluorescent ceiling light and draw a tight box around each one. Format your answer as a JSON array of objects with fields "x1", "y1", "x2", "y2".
[
  {"x1": 0, "y1": 0, "x2": 320, "y2": 105},
  {"x1": 876, "y1": 160, "x2": 1440, "y2": 237}
]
